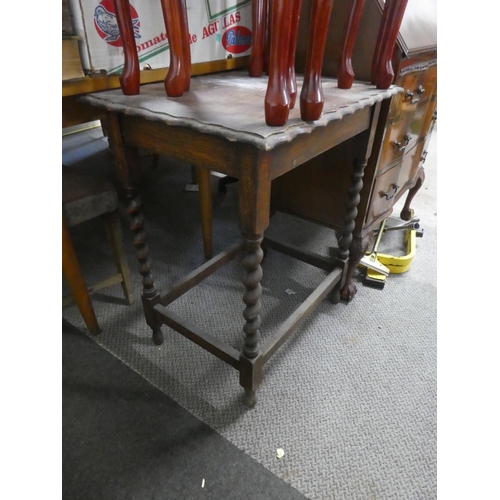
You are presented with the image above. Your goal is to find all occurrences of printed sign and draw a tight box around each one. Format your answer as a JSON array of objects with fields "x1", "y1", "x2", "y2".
[
  {"x1": 93, "y1": 0, "x2": 140, "y2": 47},
  {"x1": 222, "y1": 25, "x2": 253, "y2": 54},
  {"x1": 71, "y1": 0, "x2": 252, "y2": 74}
]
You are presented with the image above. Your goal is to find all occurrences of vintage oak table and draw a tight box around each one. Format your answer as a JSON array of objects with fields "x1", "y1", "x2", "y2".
[{"x1": 81, "y1": 71, "x2": 400, "y2": 406}]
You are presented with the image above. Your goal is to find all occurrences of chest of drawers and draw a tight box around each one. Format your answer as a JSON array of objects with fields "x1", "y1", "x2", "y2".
[{"x1": 367, "y1": 52, "x2": 437, "y2": 226}]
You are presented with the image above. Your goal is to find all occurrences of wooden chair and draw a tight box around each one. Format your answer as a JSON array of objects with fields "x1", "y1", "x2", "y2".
[
  {"x1": 112, "y1": 0, "x2": 408, "y2": 126},
  {"x1": 62, "y1": 167, "x2": 134, "y2": 335},
  {"x1": 252, "y1": 0, "x2": 409, "y2": 124},
  {"x1": 108, "y1": 0, "x2": 408, "y2": 263}
]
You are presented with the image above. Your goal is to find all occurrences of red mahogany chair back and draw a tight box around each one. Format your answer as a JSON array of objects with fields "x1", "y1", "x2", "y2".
[
  {"x1": 249, "y1": 0, "x2": 408, "y2": 125},
  {"x1": 112, "y1": 0, "x2": 408, "y2": 126}
]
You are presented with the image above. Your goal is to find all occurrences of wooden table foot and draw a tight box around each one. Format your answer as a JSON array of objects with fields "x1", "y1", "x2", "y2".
[
  {"x1": 243, "y1": 389, "x2": 257, "y2": 408},
  {"x1": 152, "y1": 327, "x2": 164, "y2": 345}
]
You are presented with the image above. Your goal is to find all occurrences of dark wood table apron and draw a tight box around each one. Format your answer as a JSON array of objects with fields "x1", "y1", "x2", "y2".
[{"x1": 81, "y1": 71, "x2": 400, "y2": 407}]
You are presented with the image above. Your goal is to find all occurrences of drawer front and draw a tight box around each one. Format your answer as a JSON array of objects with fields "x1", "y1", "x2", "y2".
[
  {"x1": 378, "y1": 109, "x2": 415, "y2": 172},
  {"x1": 410, "y1": 62, "x2": 437, "y2": 142},
  {"x1": 418, "y1": 61, "x2": 437, "y2": 106},
  {"x1": 377, "y1": 60, "x2": 436, "y2": 176},
  {"x1": 398, "y1": 141, "x2": 425, "y2": 191},
  {"x1": 366, "y1": 163, "x2": 403, "y2": 226},
  {"x1": 378, "y1": 70, "x2": 425, "y2": 173},
  {"x1": 367, "y1": 141, "x2": 427, "y2": 227}
]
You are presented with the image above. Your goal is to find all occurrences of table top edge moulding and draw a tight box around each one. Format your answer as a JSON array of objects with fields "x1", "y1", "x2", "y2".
[{"x1": 80, "y1": 71, "x2": 401, "y2": 151}]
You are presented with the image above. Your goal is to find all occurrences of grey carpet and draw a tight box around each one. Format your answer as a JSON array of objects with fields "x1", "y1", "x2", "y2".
[
  {"x1": 62, "y1": 125, "x2": 437, "y2": 500},
  {"x1": 62, "y1": 320, "x2": 307, "y2": 500}
]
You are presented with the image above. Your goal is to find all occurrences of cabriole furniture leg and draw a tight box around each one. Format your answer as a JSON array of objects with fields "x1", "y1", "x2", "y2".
[
  {"x1": 373, "y1": 0, "x2": 409, "y2": 89},
  {"x1": 337, "y1": 0, "x2": 366, "y2": 89},
  {"x1": 264, "y1": 0, "x2": 294, "y2": 126},
  {"x1": 112, "y1": 0, "x2": 140, "y2": 95},
  {"x1": 400, "y1": 168, "x2": 425, "y2": 221},
  {"x1": 159, "y1": 0, "x2": 190, "y2": 96},
  {"x1": 300, "y1": 0, "x2": 335, "y2": 121}
]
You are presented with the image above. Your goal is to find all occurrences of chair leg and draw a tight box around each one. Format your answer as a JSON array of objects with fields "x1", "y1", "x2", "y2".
[
  {"x1": 249, "y1": 0, "x2": 266, "y2": 77},
  {"x1": 62, "y1": 217, "x2": 101, "y2": 335},
  {"x1": 160, "y1": 0, "x2": 189, "y2": 96},
  {"x1": 112, "y1": 0, "x2": 140, "y2": 95},
  {"x1": 196, "y1": 166, "x2": 213, "y2": 260},
  {"x1": 104, "y1": 211, "x2": 134, "y2": 305},
  {"x1": 265, "y1": 0, "x2": 294, "y2": 126},
  {"x1": 300, "y1": 0, "x2": 335, "y2": 121}
]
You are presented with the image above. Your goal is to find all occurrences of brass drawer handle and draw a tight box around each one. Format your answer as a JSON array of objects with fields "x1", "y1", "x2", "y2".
[
  {"x1": 380, "y1": 183, "x2": 399, "y2": 201},
  {"x1": 411, "y1": 85, "x2": 425, "y2": 104},
  {"x1": 421, "y1": 151, "x2": 428, "y2": 164},
  {"x1": 406, "y1": 85, "x2": 426, "y2": 104},
  {"x1": 393, "y1": 133, "x2": 411, "y2": 152},
  {"x1": 405, "y1": 89, "x2": 414, "y2": 100}
]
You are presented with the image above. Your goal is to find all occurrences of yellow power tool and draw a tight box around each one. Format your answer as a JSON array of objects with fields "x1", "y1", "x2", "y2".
[{"x1": 360, "y1": 217, "x2": 423, "y2": 289}]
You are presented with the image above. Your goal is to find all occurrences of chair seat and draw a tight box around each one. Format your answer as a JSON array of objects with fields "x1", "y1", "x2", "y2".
[
  {"x1": 62, "y1": 166, "x2": 134, "y2": 334},
  {"x1": 62, "y1": 167, "x2": 118, "y2": 227}
]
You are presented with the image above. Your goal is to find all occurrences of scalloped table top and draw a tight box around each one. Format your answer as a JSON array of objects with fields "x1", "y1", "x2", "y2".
[{"x1": 81, "y1": 70, "x2": 401, "y2": 151}]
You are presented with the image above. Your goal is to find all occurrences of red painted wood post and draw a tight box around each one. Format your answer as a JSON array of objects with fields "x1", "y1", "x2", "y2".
[
  {"x1": 249, "y1": 0, "x2": 266, "y2": 77},
  {"x1": 299, "y1": 0, "x2": 334, "y2": 121},
  {"x1": 112, "y1": 0, "x2": 140, "y2": 95},
  {"x1": 160, "y1": 0, "x2": 188, "y2": 97},
  {"x1": 337, "y1": 0, "x2": 366, "y2": 89},
  {"x1": 286, "y1": 0, "x2": 304, "y2": 109},
  {"x1": 374, "y1": 0, "x2": 408, "y2": 89},
  {"x1": 264, "y1": 0, "x2": 294, "y2": 126}
]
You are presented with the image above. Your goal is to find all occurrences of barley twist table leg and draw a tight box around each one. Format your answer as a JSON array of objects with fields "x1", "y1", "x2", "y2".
[
  {"x1": 242, "y1": 234, "x2": 264, "y2": 360},
  {"x1": 125, "y1": 185, "x2": 163, "y2": 345},
  {"x1": 331, "y1": 157, "x2": 367, "y2": 303}
]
